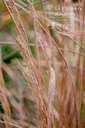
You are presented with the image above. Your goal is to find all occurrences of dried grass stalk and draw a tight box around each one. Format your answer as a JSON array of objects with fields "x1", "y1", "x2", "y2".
[
  {"x1": 16, "y1": 37, "x2": 48, "y2": 128},
  {"x1": 48, "y1": 66, "x2": 55, "y2": 128},
  {"x1": 0, "y1": 47, "x2": 12, "y2": 128}
]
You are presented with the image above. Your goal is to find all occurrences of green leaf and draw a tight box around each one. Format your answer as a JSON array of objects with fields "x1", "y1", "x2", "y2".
[{"x1": 21, "y1": 0, "x2": 29, "y2": 5}]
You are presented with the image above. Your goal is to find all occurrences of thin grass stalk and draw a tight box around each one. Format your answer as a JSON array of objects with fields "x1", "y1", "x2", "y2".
[
  {"x1": 0, "y1": 47, "x2": 12, "y2": 128},
  {"x1": 75, "y1": 0, "x2": 85, "y2": 127},
  {"x1": 31, "y1": 0, "x2": 42, "y2": 88},
  {"x1": 48, "y1": 66, "x2": 55, "y2": 128}
]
